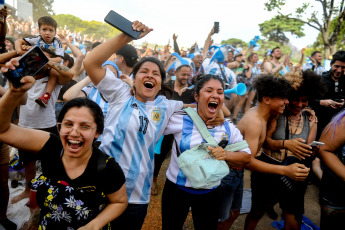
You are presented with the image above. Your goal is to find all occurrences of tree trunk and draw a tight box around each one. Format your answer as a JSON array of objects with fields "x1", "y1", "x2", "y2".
[
  {"x1": 324, "y1": 45, "x2": 331, "y2": 59},
  {"x1": 330, "y1": 43, "x2": 337, "y2": 56}
]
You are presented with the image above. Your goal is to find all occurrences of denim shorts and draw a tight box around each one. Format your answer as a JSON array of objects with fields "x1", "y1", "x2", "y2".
[{"x1": 218, "y1": 168, "x2": 244, "y2": 221}]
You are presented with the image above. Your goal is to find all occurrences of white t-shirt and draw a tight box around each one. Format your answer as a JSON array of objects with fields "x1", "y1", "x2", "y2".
[
  {"x1": 163, "y1": 108, "x2": 251, "y2": 188},
  {"x1": 19, "y1": 77, "x2": 62, "y2": 129},
  {"x1": 97, "y1": 68, "x2": 183, "y2": 204}
]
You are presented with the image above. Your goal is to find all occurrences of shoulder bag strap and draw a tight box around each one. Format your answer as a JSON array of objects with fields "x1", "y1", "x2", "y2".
[{"x1": 183, "y1": 107, "x2": 218, "y2": 146}]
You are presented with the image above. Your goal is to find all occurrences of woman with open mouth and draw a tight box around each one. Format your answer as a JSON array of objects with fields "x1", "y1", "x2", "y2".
[
  {"x1": 0, "y1": 61, "x2": 128, "y2": 229},
  {"x1": 83, "y1": 21, "x2": 186, "y2": 230},
  {"x1": 161, "y1": 74, "x2": 251, "y2": 230},
  {"x1": 83, "y1": 20, "x2": 230, "y2": 229}
]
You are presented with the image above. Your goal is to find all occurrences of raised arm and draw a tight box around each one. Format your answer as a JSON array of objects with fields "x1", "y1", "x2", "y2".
[
  {"x1": 0, "y1": 85, "x2": 27, "y2": 105},
  {"x1": 0, "y1": 59, "x2": 49, "y2": 152},
  {"x1": 15, "y1": 39, "x2": 30, "y2": 56},
  {"x1": 203, "y1": 25, "x2": 215, "y2": 58},
  {"x1": 0, "y1": 51, "x2": 18, "y2": 65},
  {"x1": 46, "y1": 61, "x2": 73, "y2": 85},
  {"x1": 84, "y1": 21, "x2": 152, "y2": 86},
  {"x1": 63, "y1": 76, "x2": 91, "y2": 101},
  {"x1": 57, "y1": 34, "x2": 84, "y2": 76},
  {"x1": 172, "y1": 33, "x2": 180, "y2": 55}
]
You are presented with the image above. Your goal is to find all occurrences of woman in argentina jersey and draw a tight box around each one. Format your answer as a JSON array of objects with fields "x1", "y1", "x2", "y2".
[
  {"x1": 161, "y1": 75, "x2": 251, "y2": 230},
  {"x1": 84, "y1": 21, "x2": 184, "y2": 229}
]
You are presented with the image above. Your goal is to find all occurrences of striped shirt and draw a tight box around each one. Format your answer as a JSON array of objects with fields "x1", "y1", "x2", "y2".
[
  {"x1": 97, "y1": 68, "x2": 183, "y2": 204},
  {"x1": 163, "y1": 108, "x2": 251, "y2": 188}
]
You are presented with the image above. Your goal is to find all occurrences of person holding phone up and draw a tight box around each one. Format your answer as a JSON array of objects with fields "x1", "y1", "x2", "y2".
[{"x1": 0, "y1": 60, "x2": 128, "y2": 229}]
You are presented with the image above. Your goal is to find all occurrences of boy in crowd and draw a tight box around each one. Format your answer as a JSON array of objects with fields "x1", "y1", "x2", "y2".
[
  {"x1": 15, "y1": 16, "x2": 64, "y2": 108},
  {"x1": 237, "y1": 75, "x2": 310, "y2": 230}
]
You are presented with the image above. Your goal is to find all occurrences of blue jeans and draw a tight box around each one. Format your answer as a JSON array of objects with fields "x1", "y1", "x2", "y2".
[{"x1": 218, "y1": 169, "x2": 244, "y2": 221}]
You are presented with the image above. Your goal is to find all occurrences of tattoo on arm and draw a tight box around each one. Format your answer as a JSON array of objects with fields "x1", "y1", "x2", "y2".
[{"x1": 49, "y1": 62, "x2": 70, "y2": 72}]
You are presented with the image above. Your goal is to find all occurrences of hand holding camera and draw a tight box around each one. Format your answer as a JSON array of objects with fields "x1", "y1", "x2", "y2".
[{"x1": 1, "y1": 58, "x2": 36, "y2": 92}]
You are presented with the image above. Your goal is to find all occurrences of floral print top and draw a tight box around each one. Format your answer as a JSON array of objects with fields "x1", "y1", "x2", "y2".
[{"x1": 29, "y1": 134, "x2": 125, "y2": 229}]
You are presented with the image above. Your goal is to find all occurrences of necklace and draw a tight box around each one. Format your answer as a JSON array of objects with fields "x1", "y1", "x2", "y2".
[{"x1": 288, "y1": 114, "x2": 303, "y2": 137}]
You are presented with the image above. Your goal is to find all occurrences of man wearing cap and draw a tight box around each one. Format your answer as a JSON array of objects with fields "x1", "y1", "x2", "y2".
[{"x1": 115, "y1": 44, "x2": 138, "y2": 78}]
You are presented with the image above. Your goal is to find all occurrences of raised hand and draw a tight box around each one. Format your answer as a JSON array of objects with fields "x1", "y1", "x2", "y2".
[
  {"x1": 57, "y1": 34, "x2": 68, "y2": 44},
  {"x1": 132, "y1": 21, "x2": 153, "y2": 40}
]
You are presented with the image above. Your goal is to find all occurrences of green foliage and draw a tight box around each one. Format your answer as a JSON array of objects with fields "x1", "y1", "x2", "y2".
[
  {"x1": 264, "y1": 0, "x2": 286, "y2": 11},
  {"x1": 52, "y1": 14, "x2": 121, "y2": 40},
  {"x1": 259, "y1": 16, "x2": 305, "y2": 43},
  {"x1": 264, "y1": 0, "x2": 345, "y2": 57},
  {"x1": 221, "y1": 38, "x2": 248, "y2": 48},
  {"x1": 28, "y1": 0, "x2": 55, "y2": 21},
  {"x1": 312, "y1": 16, "x2": 345, "y2": 53}
]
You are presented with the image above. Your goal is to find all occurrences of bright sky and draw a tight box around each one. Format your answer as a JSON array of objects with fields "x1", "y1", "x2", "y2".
[{"x1": 52, "y1": 0, "x2": 321, "y2": 50}]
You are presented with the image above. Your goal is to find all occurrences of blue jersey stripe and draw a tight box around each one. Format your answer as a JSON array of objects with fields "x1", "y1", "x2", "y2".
[
  {"x1": 139, "y1": 98, "x2": 168, "y2": 201},
  {"x1": 126, "y1": 102, "x2": 147, "y2": 200},
  {"x1": 176, "y1": 115, "x2": 194, "y2": 186},
  {"x1": 109, "y1": 101, "x2": 134, "y2": 161}
]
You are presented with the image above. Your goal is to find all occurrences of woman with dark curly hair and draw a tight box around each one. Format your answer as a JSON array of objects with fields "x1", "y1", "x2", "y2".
[{"x1": 263, "y1": 70, "x2": 327, "y2": 230}]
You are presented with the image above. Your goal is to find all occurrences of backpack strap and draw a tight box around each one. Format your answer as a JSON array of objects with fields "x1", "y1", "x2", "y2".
[{"x1": 183, "y1": 107, "x2": 218, "y2": 146}]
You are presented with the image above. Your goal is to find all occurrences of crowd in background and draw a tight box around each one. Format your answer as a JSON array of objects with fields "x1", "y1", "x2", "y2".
[{"x1": 0, "y1": 7, "x2": 344, "y2": 230}]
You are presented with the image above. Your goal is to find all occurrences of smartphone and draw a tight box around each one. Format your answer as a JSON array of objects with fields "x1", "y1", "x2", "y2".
[
  {"x1": 104, "y1": 10, "x2": 142, "y2": 39},
  {"x1": 309, "y1": 141, "x2": 325, "y2": 147},
  {"x1": 334, "y1": 99, "x2": 344, "y2": 103},
  {"x1": 214, "y1": 22, "x2": 219, "y2": 34},
  {"x1": 4, "y1": 45, "x2": 49, "y2": 88}
]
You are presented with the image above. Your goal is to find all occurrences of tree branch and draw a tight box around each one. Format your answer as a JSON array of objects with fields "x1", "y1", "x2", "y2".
[
  {"x1": 316, "y1": 0, "x2": 329, "y2": 20},
  {"x1": 329, "y1": 8, "x2": 345, "y2": 43},
  {"x1": 328, "y1": 0, "x2": 335, "y2": 23},
  {"x1": 278, "y1": 11, "x2": 321, "y2": 31}
]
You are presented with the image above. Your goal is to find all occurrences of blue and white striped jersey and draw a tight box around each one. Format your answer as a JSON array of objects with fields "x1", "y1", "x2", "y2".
[
  {"x1": 82, "y1": 85, "x2": 108, "y2": 142},
  {"x1": 24, "y1": 35, "x2": 64, "y2": 58},
  {"x1": 163, "y1": 108, "x2": 251, "y2": 188},
  {"x1": 97, "y1": 68, "x2": 183, "y2": 204},
  {"x1": 82, "y1": 85, "x2": 108, "y2": 118}
]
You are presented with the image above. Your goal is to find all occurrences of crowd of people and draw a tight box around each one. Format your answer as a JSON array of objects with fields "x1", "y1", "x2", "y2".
[{"x1": 0, "y1": 5, "x2": 344, "y2": 230}]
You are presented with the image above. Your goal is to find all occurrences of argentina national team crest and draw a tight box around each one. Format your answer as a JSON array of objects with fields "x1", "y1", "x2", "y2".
[
  {"x1": 151, "y1": 107, "x2": 162, "y2": 124},
  {"x1": 221, "y1": 132, "x2": 229, "y2": 141}
]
